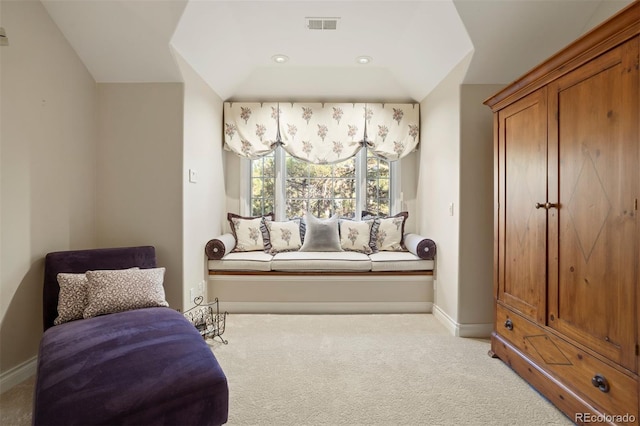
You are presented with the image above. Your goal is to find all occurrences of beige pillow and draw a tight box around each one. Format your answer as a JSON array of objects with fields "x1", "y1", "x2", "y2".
[
  {"x1": 228, "y1": 212, "x2": 273, "y2": 252},
  {"x1": 54, "y1": 273, "x2": 89, "y2": 325},
  {"x1": 84, "y1": 268, "x2": 169, "y2": 318},
  {"x1": 265, "y1": 220, "x2": 303, "y2": 254},
  {"x1": 375, "y1": 212, "x2": 409, "y2": 251},
  {"x1": 339, "y1": 219, "x2": 375, "y2": 254}
]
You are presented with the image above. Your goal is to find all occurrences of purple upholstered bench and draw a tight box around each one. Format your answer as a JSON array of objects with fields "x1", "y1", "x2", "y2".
[{"x1": 33, "y1": 246, "x2": 228, "y2": 426}]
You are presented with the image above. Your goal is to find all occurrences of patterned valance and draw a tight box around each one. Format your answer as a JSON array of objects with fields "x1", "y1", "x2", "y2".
[
  {"x1": 223, "y1": 102, "x2": 419, "y2": 163},
  {"x1": 366, "y1": 103, "x2": 420, "y2": 161},
  {"x1": 223, "y1": 102, "x2": 280, "y2": 160}
]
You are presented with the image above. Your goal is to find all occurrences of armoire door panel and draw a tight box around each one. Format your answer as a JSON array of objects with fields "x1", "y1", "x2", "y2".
[
  {"x1": 498, "y1": 88, "x2": 548, "y2": 323},
  {"x1": 547, "y1": 39, "x2": 639, "y2": 371}
]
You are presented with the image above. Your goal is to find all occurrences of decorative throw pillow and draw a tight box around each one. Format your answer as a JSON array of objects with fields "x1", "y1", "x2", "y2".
[
  {"x1": 54, "y1": 273, "x2": 89, "y2": 325},
  {"x1": 339, "y1": 219, "x2": 375, "y2": 254},
  {"x1": 228, "y1": 212, "x2": 273, "y2": 252},
  {"x1": 264, "y1": 219, "x2": 303, "y2": 254},
  {"x1": 54, "y1": 267, "x2": 141, "y2": 325},
  {"x1": 375, "y1": 211, "x2": 409, "y2": 251},
  {"x1": 84, "y1": 268, "x2": 169, "y2": 318},
  {"x1": 299, "y1": 212, "x2": 342, "y2": 252}
]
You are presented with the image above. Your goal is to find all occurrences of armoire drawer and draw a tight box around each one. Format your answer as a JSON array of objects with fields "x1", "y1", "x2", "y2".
[{"x1": 495, "y1": 304, "x2": 638, "y2": 420}]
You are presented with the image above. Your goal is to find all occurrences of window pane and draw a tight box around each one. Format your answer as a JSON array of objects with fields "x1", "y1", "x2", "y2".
[
  {"x1": 263, "y1": 157, "x2": 275, "y2": 177},
  {"x1": 309, "y1": 178, "x2": 331, "y2": 199},
  {"x1": 308, "y1": 199, "x2": 332, "y2": 218},
  {"x1": 264, "y1": 178, "x2": 275, "y2": 197},
  {"x1": 250, "y1": 155, "x2": 275, "y2": 217},
  {"x1": 367, "y1": 157, "x2": 379, "y2": 179},
  {"x1": 264, "y1": 199, "x2": 275, "y2": 215},
  {"x1": 252, "y1": 161, "x2": 264, "y2": 178},
  {"x1": 366, "y1": 199, "x2": 379, "y2": 215},
  {"x1": 286, "y1": 178, "x2": 307, "y2": 199},
  {"x1": 333, "y1": 199, "x2": 355, "y2": 218},
  {"x1": 366, "y1": 150, "x2": 390, "y2": 216},
  {"x1": 251, "y1": 199, "x2": 263, "y2": 217},
  {"x1": 309, "y1": 164, "x2": 332, "y2": 178},
  {"x1": 334, "y1": 178, "x2": 355, "y2": 199},
  {"x1": 378, "y1": 160, "x2": 389, "y2": 178},
  {"x1": 252, "y1": 178, "x2": 264, "y2": 198},
  {"x1": 334, "y1": 162, "x2": 356, "y2": 178},
  {"x1": 367, "y1": 180, "x2": 378, "y2": 199},
  {"x1": 379, "y1": 178, "x2": 390, "y2": 199},
  {"x1": 287, "y1": 199, "x2": 306, "y2": 219},
  {"x1": 287, "y1": 158, "x2": 308, "y2": 178},
  {"x1": 250, "y1": 150, "x2": 389, "y2": 222},
  {"x1": 378, "y1": 200, "x2": 390, "y2": 216}
]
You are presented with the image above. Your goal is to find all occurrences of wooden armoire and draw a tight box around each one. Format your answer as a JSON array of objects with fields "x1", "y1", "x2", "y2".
[{"x1": 484, "y1": 2, "x2": 639, "y2": 424}]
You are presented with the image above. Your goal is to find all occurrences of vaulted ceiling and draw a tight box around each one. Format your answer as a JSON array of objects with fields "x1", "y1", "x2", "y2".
[{"x1": 41, "y1": 0, "x2": 633, "y2": 102}]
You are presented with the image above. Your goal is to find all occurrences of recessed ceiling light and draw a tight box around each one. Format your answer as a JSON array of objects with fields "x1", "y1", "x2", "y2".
[
  {"x1": 272, "y1": 54, "x2": 289, "y2": 64},
  {"x1": 356, "y1": 56, "x2": 372, "y2": 65}
]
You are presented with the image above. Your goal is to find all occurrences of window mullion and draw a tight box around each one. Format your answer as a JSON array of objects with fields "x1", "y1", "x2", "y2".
[
  {"x1": 355, "y1": 149, "x2": 366, "y2": 220},
  {"x1": 240, "y1": 158, "x2": 251, "y2": 217},
  {"x1": 275, "y1": 146, "x2": 286, "y2": 220},
  {"x1": 390, "y1": 160, "x2": 401, "y2": 214}
]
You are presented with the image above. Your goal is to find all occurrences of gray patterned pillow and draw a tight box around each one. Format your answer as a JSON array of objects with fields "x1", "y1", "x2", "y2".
[
  {"x1": 54, "y1": 273, "x2": 88, "y2": 325},
  {"x1": 84, "y1": 268, "x2": 169, "y2": 318}
]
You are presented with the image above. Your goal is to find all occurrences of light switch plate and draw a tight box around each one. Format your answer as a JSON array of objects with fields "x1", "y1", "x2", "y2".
[{"x1": 189, "y1": 169, "x2": 198, "y2": 183}]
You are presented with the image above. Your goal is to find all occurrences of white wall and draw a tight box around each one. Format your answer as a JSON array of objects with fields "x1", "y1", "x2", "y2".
[
  {"x1": 458, "y1": 84, "x2": 503, "y2": 329},
  {"x1": 417, "y1": 53, "x2": 472, "y2": 331},
  {"x1": 173, "y1": 52, "x2": 226, "y2": 310},
  {"x1": 0, "y1": 0, "x2": 97, "y2": 378},
  {"x1": 96, "y1": 83, "x2": 184, "y2": 308}
]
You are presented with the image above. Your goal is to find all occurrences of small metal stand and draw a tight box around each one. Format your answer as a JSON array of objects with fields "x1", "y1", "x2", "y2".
[{"x1": 183, "y1": 296, "x2": 228, "y2": 344}]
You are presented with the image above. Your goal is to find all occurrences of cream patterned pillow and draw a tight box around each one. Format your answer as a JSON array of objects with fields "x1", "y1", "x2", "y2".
[
  {"x1": 84, "y1": 268, "x2": 169, "y2": 318},
  {"x1": 228, "y1": 212, "x2": 273, "y2": 252},
  {"x1": 265, "y1": 220, "x2": 303, "y2": 254},
  {"x1": 339, "y1": 219, "x2": 375, "y2": 254},
  {"x1": 375, "y1": 212, "x2": 409, "y2": 251},
  {"x1": 54, "y1": 273, "x2": 88, "y2": 325}
]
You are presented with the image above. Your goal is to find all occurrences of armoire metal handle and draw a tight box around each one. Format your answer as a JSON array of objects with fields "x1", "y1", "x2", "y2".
[
  {"x1": 591, "y1": 374, "x2": 610, "y2": 393},
  {"x1": 504, "y1": 319, "x2": 513, "y2": 330},
  {"x1": 535, "y1": 202, "x2": 558, "y2": 210}
]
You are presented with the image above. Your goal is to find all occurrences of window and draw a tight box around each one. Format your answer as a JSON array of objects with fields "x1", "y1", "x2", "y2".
[
  {"x1": 250, "y1": 153, "x2": 275, "y2": 216},
  {"x1": 247, "y1": 147, "x2": 396, "y2": 219},
  {"x1": 285, "y1": 155, "x2": 356, "y2": 218},
  {"x1": 365, "y1": 151, "x2": 390, "y2": 216}
]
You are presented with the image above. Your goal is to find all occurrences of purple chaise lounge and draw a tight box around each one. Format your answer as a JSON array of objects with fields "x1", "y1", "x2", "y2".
[{"x1": 33, "y1": 246, "x2": 228, "y2": 425}]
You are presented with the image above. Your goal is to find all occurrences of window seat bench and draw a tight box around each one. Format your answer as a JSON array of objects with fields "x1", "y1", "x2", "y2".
[{"x1": 204, "y1": 233, "x2": 436, "y2": 314}]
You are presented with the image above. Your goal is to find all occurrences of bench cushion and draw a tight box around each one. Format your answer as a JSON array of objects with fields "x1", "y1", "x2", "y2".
[
  {"x1": 33, "y1": 307, "x2": 228, "y2": 426},
  {"x1": 369, "y1": 251, "x2": 435, "y2": 271},
  {"x1": 271, "y1": 251, "x2": 371, "y2": 272},
  {"x1": 208, "y1": 251, "x2": 273, "y2": 271}
]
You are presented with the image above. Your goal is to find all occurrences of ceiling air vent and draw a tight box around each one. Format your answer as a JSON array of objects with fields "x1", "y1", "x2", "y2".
[{"x1": 306, "y1": 17, "x2": 340, "y2": 30}]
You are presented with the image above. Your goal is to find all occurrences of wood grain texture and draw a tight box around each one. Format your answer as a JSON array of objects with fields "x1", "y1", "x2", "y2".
[
  {"x1": 490, "y1": 7, "x2": 639, "y2": 424},
  {"x1": 497, "y1": 88, "x2": 548, "y2": 323},
  {"x1": 547, "y1": 38, "x2": 639, "y2": 372}
]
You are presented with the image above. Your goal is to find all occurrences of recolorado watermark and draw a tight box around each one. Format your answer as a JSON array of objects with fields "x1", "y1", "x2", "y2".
[{"x1": 575, "y1": 413, "x2": 636, "y2": 423}]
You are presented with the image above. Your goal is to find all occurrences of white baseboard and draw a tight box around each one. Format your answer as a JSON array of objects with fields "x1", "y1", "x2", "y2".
[
  {"x1": 218, "y1": 301, "x2": 433, "y2": 314},
  {"x1": 433, "y1": 305, "x2": 493, "y2": 338},
  {"x1": 0, "y1": 356, "x2": 37, "y2": 394}
]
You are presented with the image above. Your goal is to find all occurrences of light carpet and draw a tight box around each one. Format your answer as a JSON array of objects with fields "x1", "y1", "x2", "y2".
[{"x1": 1, "y1": 314, "x2": 573, "y2": 425}]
